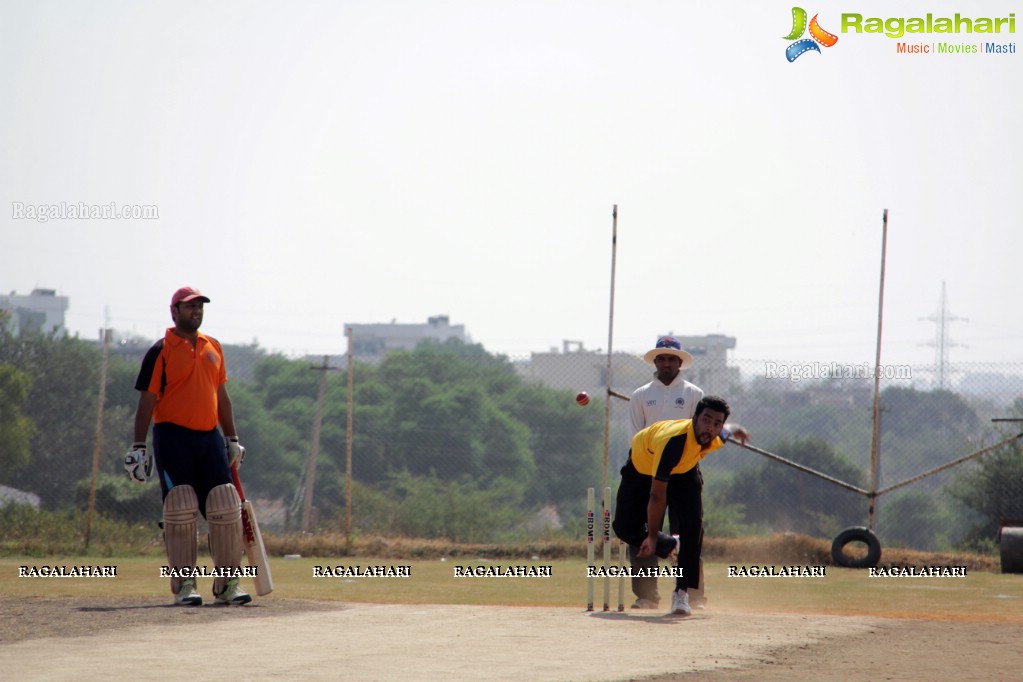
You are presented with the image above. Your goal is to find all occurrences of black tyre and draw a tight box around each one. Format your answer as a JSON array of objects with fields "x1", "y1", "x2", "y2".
[
  {"x1": 831, "y1": 526, "x2": 882, "y2": 568},
  {"x1": 1001, "y1": 527, "x2": 1023, "y2": 574}
]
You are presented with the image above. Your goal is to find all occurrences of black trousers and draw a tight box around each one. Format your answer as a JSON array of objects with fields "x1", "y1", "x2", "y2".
[{"x1": 611, "y1": 464, "x2": 703, "y2": 592}]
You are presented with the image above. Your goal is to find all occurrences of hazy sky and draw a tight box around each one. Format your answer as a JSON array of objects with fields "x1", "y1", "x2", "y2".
[{"x1": 2, "y1": 1, "x2": 1020, "y2": 367}]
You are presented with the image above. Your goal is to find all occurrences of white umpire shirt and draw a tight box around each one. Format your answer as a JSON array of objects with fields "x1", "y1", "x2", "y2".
[{"x1": 629, "y1": 372, "x2": 704, "y2": 436}]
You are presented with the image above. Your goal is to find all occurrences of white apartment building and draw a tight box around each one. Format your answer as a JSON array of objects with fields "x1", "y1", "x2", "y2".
[{"x1": 0, "y1": 288, "x2": 69, "y2": 336}]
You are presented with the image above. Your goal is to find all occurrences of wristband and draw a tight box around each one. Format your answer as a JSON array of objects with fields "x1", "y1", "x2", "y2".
[{"x1": 132, "y1": 442, "x2": 147, "y2": 449}]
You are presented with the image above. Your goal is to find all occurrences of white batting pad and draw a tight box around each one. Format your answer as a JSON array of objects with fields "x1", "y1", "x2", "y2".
[
  {"x1": 205, "y1": 483, "x2": 245, "y2": 595},
  {"x1": 163, "y1": 484, "x2": 199, "y2": 594}
]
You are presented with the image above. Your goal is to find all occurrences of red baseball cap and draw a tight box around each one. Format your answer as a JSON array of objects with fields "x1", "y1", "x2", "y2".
[{"x1": 170, "y1": 287, "x2": 211, "y2": 306}]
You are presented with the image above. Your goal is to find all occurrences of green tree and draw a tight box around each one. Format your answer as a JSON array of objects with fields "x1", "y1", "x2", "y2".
[
  {"x1": 501, "y1": 383, "x2": 602, "y2": 506},
  {"x1": 251, "y1": 354, "x2": 321, "y2": 412},
  {"x1": 229, "y1": 377, "x2": 303, "y2": 501},
  {"x1": 97, "y1": 355, "x2": 143, "y2": 482},
  {"x1": 104, "y1": 355, "x2": 145, "y2": 413},
  {"x1": 720, "y1": 379, "x2": 875, "y2": 473},
  {"x1": 0, "y1": 331, "x2": 101, "y2": 508},
  {"x1": 376, "y1": 342, "x2": 536, "y2": 482},
  {"x1": 221, "y1": 341, "x2": 267, "y2": 383},
  {"x1": 880, "y1": 386, "x2": 979, "y2": 440},
  {"x1": 878, "y1": 488, "x2": 958, "y2": 551},
  {"x1": 389, "y1": 471, "x2": 525, "y2": 542},
  {"x1": 948, "y1": 438, "x2": 1023, "y2": 548},
  {"x1": 703, "y1": 485, "x2": 760, "y2": 538},
  {"x1": 724, "y1": 436, "x2": 866, "y2": 537},
  {"x1": 224, "y1": 339, "x2": 605, "y2": 536},
  {"x1": 73, "y1": 473, "x2": 163, "y2": 523},
  {"x1": 874, "y1": 386, "x2": 983, "y2": 492},
  {"x1": 348, "y1": 374, "x2": 393, "y2": 485},
  {"x1": 0, "y1": 364, "x2": 34, "y2": 477}
]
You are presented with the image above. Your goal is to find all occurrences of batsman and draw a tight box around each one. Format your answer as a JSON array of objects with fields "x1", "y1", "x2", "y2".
[{"x1": 124, "y1": 286, "x2": 251, "y2": 606}]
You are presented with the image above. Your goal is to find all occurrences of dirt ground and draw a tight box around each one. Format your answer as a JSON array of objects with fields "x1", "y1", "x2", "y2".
[{"x1": 1, "y1": 596, "x2": 1021, "y2": 681}]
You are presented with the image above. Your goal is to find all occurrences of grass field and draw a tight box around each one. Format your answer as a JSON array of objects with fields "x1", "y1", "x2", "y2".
[{"x1": 4, "y1": 555, "x2": 1021, "y2": 622}]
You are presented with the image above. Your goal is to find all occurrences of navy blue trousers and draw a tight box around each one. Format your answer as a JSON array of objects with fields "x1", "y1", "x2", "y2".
[{"x1": 152, "y1": 422, "x2": 231, "y2": 518}]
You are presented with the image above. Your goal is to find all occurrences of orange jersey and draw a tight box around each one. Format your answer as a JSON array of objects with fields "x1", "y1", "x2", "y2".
[{"x1": 135, "y1": 328, "x2": 227, "y2": 431}]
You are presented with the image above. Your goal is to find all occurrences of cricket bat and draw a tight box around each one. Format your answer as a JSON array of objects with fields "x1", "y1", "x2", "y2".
[{"x1": 230, "y1": 462, "x2": 274, "y2": 596}]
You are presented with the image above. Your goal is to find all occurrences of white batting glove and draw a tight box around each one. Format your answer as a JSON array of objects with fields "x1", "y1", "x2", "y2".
[
  {"x1": 227, "y1": 436, "x2": 245, "y2": 467},
  {"x1": 124, "y1": 443, "x2": 153, "y2": 483}
]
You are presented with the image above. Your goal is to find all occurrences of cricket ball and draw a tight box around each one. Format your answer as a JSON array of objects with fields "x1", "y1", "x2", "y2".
[{"x1": 575, "y1": 391, "x2": 590, "y2": 407}]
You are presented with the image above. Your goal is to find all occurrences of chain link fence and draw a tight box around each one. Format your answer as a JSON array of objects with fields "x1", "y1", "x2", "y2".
[{"x1": 1, "y1": 329, "x2": 1021, "y2": 556}]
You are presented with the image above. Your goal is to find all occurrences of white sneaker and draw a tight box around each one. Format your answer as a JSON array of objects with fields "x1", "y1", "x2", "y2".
[
  {"x1": 631, "y1": 598, "x2": 659, "y2": 609},
  {"x1": 215, "y1": 578, "x2": 252, "y2": 606},
  {"x1": 174, "y1": 579, "x2": 202, "y2": 606},
  {"x1": 671, "y1": 589, "x2": 691, "y2": 616}
]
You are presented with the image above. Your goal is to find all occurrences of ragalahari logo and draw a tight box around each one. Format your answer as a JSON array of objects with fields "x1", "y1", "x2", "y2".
[{"x1": 784, "y1": 7, "x2": 839, "y2": 61}]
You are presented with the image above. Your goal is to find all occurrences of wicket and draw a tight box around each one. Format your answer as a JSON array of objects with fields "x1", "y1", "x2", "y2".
[{"x1": 586, "y1": 486, "x2": 626, "y2": 612}]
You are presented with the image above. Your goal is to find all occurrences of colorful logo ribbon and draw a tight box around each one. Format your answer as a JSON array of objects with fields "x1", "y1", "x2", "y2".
[{"x1": 784, "y1": 7, "x2": 838, "y2": 62}]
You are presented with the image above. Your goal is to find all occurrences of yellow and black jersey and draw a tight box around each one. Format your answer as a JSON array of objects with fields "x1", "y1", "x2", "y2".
[{"x1": 626, "y1": 419, "x2": 728, "y2": 481}]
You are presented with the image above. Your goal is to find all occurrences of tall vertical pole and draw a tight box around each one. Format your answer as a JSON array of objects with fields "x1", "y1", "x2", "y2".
[
  {"x1": 868, "y1": 209, "x2": 888, "y2": 531},
  {"x1": 85, "y1": 324, "x2": 111, "y2": 549},
  {"x1": 345, "y1": 327, "x2": 354, "y2": 552},
  {"x1": 602, "y1": 205, "x2": 618, "y2": 498},
  {"x1": 302, "y1": 355, "x2": 331, "y2": 533}
]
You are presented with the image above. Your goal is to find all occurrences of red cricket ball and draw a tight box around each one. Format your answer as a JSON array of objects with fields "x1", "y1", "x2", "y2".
[{"x1": 575, "y1": 392, "x2": 590, "y2": 406}]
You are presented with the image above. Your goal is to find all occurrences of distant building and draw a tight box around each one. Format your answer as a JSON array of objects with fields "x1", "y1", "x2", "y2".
[
  {"x1": 514, "y1": 341, "x2": 651, "y2": 394},
  {"x1": 514, "y1": 335, "x2": 742, "y2": 396},
  {"x1": 345, "y1": 315, "x2": 469, "y2": 360},
  {"x1": 513, "y1": 342, "x2": 647, "y2": 473},
  {"x1": 672, "y1": 334, "x2": 741, "y2": 393},
  {"x1": 0, "y1": 288, "x2": 68, "y2": 336}
]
